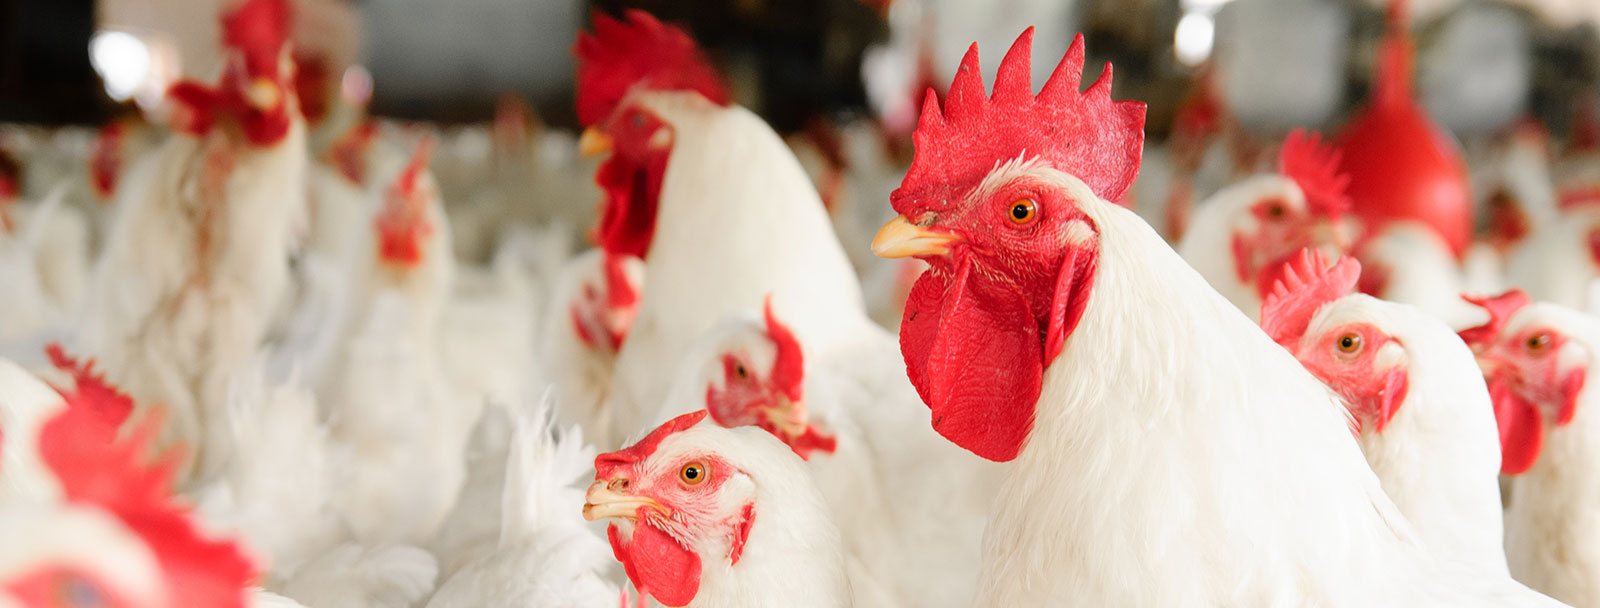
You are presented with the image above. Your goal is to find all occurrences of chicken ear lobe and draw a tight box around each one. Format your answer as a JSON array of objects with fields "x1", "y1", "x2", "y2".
[{"x1": 901, "y1": 258, "x2": 1041, "y2": 462}]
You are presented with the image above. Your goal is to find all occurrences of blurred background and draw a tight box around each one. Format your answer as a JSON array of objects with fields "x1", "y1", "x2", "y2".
[{"x1": 0, "y1": 0, "x2": 1596, "y2": 136}]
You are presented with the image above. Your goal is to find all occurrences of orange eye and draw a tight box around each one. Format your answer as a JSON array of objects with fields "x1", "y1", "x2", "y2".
[
  {"x1": 680, "y1": 462, "x2": 708, "y2": 485},
  {"x1": 1336, "y1": 333, "x2": 1362, "y2": 354},
  {"x1": 1008, "y1": 199, "x2": 1037, "y2": 224},
  {"x1": 1526, "y1": 333, "x2": 1551, "y2": 354}
]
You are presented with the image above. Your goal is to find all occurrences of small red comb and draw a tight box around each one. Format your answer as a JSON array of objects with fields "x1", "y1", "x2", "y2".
[
  {"x1": 573, "y1": 10, "x2": 729, "y2": 126},
  {"x1": 1259, "y1": 248, "x2": 1362, "y2": 348},
  {"x1": 893, "y1": 28, "x2": 1145, "y2": 215},
  {"x1": 45, "y1": 343, "x2": 134, "y2": 436},
  {"x1": 763, "y1": 296, "x2": 805, "y2": 403},
  {"x1": 396, "y1": 136, "x2": 434, "y2": 197},
  {"x1": 1279, "y1": 129, "x2": 1350, "y2": 218},
  {"x1": 222, "y1": 0, "x2": 292, "y2": 79},
  {"x1": 1458, "y1": 290, "x2": 1532, "y2": 348},
  {"x1": 595, "y1": 410, "x2": 709, "y2": 479},
  {"x1": 375, "y1": 137, "x2": 436, "y2": 266}
]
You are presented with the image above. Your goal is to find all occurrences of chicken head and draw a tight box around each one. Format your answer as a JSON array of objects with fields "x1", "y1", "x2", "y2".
[
  {"x1": 1260, "y1": 250, "x2": 1408, "y2": 434},
  {"x1": 869, "y1": 28, "x2": 1144, "y2": 461},
  {"x1": 1460, "y1": 290, "x2": 1589, "y2": 474},
  {"x1": 574, "y1": 10, "x2": 728, "y2": 258},
  {"x1": 702, "y1": 297, "x2": 836, "y2": 460},
  {"x1": 583, "y1": 411, "x2": 760, "y2": 607}
]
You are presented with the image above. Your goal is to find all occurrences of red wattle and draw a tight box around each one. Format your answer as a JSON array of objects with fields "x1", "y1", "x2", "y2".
[
  {"x1": 594, "y1": 151, "x2": 666, "y2": 259},
  {"x1": 609, "y1": 520, "x2": 701, "y2": 607},
  {"x1": 902, "y1": 258, "x2": 1041, "y2": 462},
  {"x1": 1489, "y1": 376, "x2": 1544, "y2": 475}
]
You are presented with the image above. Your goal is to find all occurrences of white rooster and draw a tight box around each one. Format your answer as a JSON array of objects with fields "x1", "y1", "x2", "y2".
[
  {"x1": 74, "y1": 0, "x2": 308, "y2": 482},
  {"x1": 871, "y1": 28, "x2": 1558, "y2": 605}
]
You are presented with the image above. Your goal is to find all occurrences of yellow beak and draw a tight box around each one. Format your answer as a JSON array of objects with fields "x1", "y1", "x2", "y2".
[
  {"x1": 872, "y1": 215, "x2": 961, "y2": 258},
  {"x1": 243, "y1": 78, "x2": 281, "y2": 111},
  {"x1": 582, "y1": 480, "x2": 668, "y2": 521},
  {"x1": 579, "y1": 128, "x2": 614, "y2": 157},
  {"x1": 763, "y1": 397, "x2": 809, "y2": 439}
]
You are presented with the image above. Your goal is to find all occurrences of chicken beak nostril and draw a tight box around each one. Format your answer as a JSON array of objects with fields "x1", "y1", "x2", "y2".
[{"x1": 609, "y1": 479, "x2": 629, "y2": 493}]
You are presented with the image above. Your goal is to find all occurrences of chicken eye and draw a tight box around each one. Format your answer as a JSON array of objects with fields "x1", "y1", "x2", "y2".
[
  {"x1": 1336, "y1": 333, "x2": 1363, "y2": 354},
  {"x1": 1008, "y1": 199, "x2": 1037, "y2": 224},
  {"x1": 680, "y1": 462, "x2": 708, "y2": 486},
  {"x1": 1266, "y1": 203, "x2": 1286, "y2": 218},
  {"x1": 630, "y1": 113, "x2": 645, "y2": 129},
  {"x1": 735, "y1": 363, "x2": 748, "y2": 378},
  {"x1": 1526, "y1": 333, "x2": 1552, "y2": 354}
]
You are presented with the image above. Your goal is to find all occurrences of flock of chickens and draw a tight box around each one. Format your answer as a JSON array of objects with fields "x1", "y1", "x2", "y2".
[{"x1": 4, "y1": 0, "x2": 1600, "y2": 606}]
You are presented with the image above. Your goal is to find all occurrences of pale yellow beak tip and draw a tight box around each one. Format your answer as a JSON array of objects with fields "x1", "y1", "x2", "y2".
[
  {"x1": 244, "y1": 78, "x2": 281, "y2": 111},
  {"x1": 872, "y1": 215, "x2": 959, "y2": 258},
  {"x1": 579, "y1": 128, "x2": 613, "y2": 157}
]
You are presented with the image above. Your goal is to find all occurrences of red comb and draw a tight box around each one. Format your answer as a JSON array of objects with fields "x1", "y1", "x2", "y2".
[
  {"x1": 763, "y1": 296, "x2": 805, "y2": 403},
  {"x1": 222, "y1": 0, "x2": 292, "y2": 79},
  {"x1": 1279, "y1": 129, "x2": 1350, "y2": 218},
  {"x1": 396, "y1": 137, "x2": 433, "y2": 197},
  {"x1": 595, "y1": 410, "x2": 709, "y2": 479},
  {"x1": 1458, "y1": 290, "x2": 1532, "y2": 348},
  {"x1": 573, "y1": 10, "x2": 729, "y2": 126},
  {"x1": 1259, "y1": 249, "x2": 1362, "y2": 348},
  {"x1": 39, "y1": 407, "x2": 256, "y2": 606},
  {"x1": 893, "y1": 29, "x2": 1145, "y2": 215},
  {"x1": 375, "y1": 138, "x2": 436, "y2": 266},
  {"x1": 44, "y1": 343, "x2": 134, "y2": 436}
]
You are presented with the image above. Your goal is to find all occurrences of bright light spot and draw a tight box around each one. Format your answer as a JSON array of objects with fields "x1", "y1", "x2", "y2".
[
  {"x1": 1174, "y1": 12, "x2": 1215, "y2": 67},
  {"x1": 89, "y1": 30, "x2": 151, "y2": 101},
  {"x1": 1181, "y1": 0, "x2": 1234, "y2": 12},
  {"x1": 342, "y1": 65, "x2": 373, "y2": 106}
]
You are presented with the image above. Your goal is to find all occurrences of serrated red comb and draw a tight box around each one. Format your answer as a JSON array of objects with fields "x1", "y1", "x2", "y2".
[
  {"x1": 573, "y1": 10, "x2": 729, "y2": 126},
  {"x1": 1458, "y1": 290, "x2": 1532, "y2": 348},
  {"x1": 1279, "y1": 129, "x2": 1350, "y2": 218},
  {"x1": 1259, "y1": 248, "x2": 1362, "y2": 348},
  {"x1": 595, "y1": 410, "x2": 709, "y2": 479},
  {"x1": 892, "y1": 28, "x2": 1145, "y2": 216},
  {"x1": 763, "y1": 296, "x2": 805, "y2": 403},
  {"x1": 44, "y1": 343, "x2": 134, "y2": 436},
  {"x1": 39, "y1": 405, "x2": 256, "y2": 607}
]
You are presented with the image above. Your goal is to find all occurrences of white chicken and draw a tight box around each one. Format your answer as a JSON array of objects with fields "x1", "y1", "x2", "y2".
[
  {"x1": 1179, "y1": 129, "x2": 1349, "y2": 320},
  {"x1": 1262, "y1": 250, "x2": 1507, "y2": 573},
  {"x1": 319, "y1": 139, "x2": 468, "y2": 545},
  {"x1": 582, "y1": 410, "x2": 849, "y2": 608},
  {"x1": 74, "y1": 0, "x2": 308, "y2": 482},
  {"x1": 425, "y1": 404, "x2": 620, "y2": 608},
  {"x1": 666, "y1": 295, "x2": 1008, "y2": 606},
  {"x1": 1461, "y1": 290, "x2": 1600, "y2": 605},
  {"x1": 870, "y1": 28, "x2": 1558, "y2": 605},
  {"x1": 542, "y1": 248, "x2": 644, "y2": 444},
  {"x1": 573, "y1": 11, "x2": 866, "y2": 435}
]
